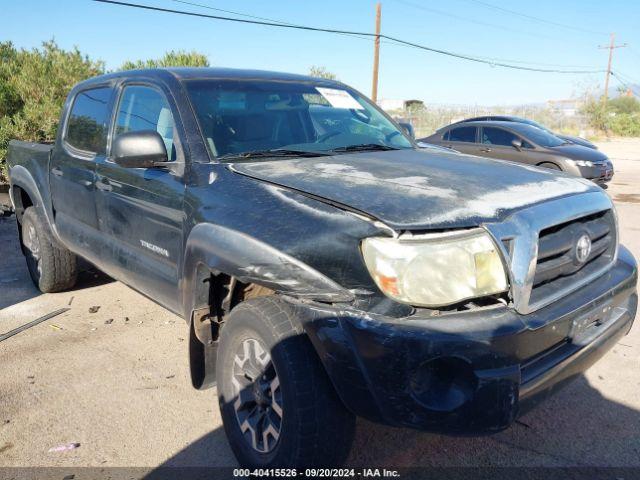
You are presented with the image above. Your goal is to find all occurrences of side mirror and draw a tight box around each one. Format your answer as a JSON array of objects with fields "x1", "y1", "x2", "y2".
[
  {"x1": 511, "y1": 138, "x2": 523, "y2": 151},
  {"x1": 398, "y1": 122, "x2": 415, "y2": 140},
  {"x1": 111, "y1": 130, "x2": 168, "y2": 168}
]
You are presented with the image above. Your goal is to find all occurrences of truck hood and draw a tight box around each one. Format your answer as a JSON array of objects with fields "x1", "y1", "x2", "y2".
[{"x1": 229, "y1": 149, "x2": 600, "y2": 230}]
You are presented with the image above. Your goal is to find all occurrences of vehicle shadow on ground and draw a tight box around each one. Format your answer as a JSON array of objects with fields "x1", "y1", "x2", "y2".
[
  {"x1": 145, "y1": 372, "x2": 640, "y2": 472},
  {"x1": 0, "y1": 216, "x2": 114, "y2": 310}
]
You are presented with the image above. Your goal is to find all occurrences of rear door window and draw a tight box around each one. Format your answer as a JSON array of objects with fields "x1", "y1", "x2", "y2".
[
  {"x1": 445, "y1": 126, "x2": 477, "y2": 143},
  {"x1": 65, "y1": 87, "x2": 113, "y2": 154},
  {"x1": 115, "y1": 85, "x2": 177, "y2": 161}
]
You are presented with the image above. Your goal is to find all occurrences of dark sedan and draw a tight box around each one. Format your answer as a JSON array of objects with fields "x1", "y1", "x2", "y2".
[
  {"x1": 447, "y1": 115, "x2": 597, "y2": 150},
  {"x1": 420, "y1": 120, "x2": 613, "y2": 185}
]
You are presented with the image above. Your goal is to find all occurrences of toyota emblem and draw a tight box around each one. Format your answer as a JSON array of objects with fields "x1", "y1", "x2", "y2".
[{"x1": 575, "y1": 234, "x2": 592, "y2": 264}]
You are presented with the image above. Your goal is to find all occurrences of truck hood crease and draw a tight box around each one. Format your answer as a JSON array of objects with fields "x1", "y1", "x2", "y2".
[{"x1": 229, "y1": 149, "x2": 599, "y2": 230}]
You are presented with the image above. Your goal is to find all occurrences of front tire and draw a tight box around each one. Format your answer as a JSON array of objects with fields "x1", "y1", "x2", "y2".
[
  {"x1": 217, "y1": 296, "x2": 355, "y2": 468},
  {"x1": 21, "y1": 206, "x2": 77, "y2": 293}
]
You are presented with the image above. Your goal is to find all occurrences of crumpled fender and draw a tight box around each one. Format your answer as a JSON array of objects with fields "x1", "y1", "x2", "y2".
[{"x1": 181, "y1": 222, "x2": 355, "y2": 321}]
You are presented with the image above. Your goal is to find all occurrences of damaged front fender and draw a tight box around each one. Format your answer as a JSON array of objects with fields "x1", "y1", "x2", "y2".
[{"x1": 181, "y1": 222, "x2": 355, "y2": 321}]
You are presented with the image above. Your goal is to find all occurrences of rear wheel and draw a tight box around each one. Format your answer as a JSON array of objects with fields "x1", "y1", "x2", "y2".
[
  {"x1": 21, "y1": 207, "x2": 77, "y2": 293},
  {"x1": 217, "y1": 296, "x2": 356, "y2": 468}
]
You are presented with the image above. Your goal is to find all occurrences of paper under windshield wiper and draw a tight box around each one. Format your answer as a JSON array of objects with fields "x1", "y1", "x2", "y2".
[
  {"x1": 218, "y1": 149, "x2": 331, "y2": 161},
  {"x1": 330, "y1": 143, "x2": 399, "y2": 153}
]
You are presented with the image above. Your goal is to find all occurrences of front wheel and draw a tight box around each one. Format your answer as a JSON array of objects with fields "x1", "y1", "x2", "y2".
[{"x1": 217, "y1": 297, "x2": 356, "y2": 468}]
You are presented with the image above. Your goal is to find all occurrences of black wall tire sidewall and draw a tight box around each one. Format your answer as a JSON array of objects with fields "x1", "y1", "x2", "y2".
[
  {"x1": 20, "y1": 207, "x2": 77, "y2": 293},
  {"x1": 216, "y1": 297, "x2": 355, "y2": 468}
]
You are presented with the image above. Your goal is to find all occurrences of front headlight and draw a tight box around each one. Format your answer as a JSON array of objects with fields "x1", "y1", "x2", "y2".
[
  {"x1": 568, "y1": 159, "x2": 594, "y2": 167},
  {"x1": 361, "y1": 229, "x2": 508, "y2": 308}
]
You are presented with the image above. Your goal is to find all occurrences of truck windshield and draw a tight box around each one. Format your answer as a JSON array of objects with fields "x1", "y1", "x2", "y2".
[{"x1": 184, "y1": 79, "x2": 412, "y2": 159}]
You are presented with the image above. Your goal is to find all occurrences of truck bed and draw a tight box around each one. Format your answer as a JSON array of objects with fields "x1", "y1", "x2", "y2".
[
  {"x1": 8, "y1": 140, "x2": 54, "y2": 168},
  {"x1": 7, "y1": 140, "x2": 54, "y2": 215}
]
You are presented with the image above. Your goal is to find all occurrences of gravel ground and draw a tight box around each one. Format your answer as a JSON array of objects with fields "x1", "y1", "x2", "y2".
[{"x1": 0, "y1": 138, "x2": 639, "y2": 470}]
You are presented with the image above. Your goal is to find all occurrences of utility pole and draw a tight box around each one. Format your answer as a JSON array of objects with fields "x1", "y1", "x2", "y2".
[
  {"x1": 371, "y1": 2, "x2": 381, "y2": 103},
  {"x1": 598, "y1": 33, "x2": 627, "y2": 108}
]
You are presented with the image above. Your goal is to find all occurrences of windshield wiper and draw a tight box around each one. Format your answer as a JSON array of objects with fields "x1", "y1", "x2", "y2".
[
  {"x1": 330, "y1": 143, "x2": 399, "y2": 153},
  {"x1": 217, "y1": 148, "x2": 331, "y2": 161}
]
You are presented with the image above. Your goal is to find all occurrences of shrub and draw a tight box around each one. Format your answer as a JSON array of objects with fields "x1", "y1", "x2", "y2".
[
  {"x1": 581, "y1": 94, "x2": 640, "y2": 136},
  {"x1": 0, "y1": 44, "x2": 211, "y2": 183},
  {"x1": 119, "y1": 50, "x2": 209, "y2": 71},
  {"x1": 609, "y1": 113, "x2": 640, "y2": 136},
  {"x1": 0, "y1": 41, "x2": 104, "y2": 182}
]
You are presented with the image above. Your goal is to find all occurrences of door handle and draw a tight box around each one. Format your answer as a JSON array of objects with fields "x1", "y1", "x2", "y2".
[
  {"x1": 96, "y1": 179, "x2": 112, "y2": 192},
  {"x1": 80, "y1": 180, "x2": 93, "y2": 188},
  {"x1": 51, "y1": 167, "x2": 63, "y2": 177},
  {"x1": 479, "y1": 147, "x2": 492, "y2": 152}
]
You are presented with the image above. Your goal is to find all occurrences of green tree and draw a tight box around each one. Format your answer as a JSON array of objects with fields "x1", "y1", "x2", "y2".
[
  {"x1": 581, "y1": 96, "x2": 608, "y2": 132},
  {"x1": 581, "y1": 93, "x2": 640, "y2": 137},
  {"x1": 0, "y1": 40, "x2": 104, "y2": 182},
  {"x1": 0, "y1": 42, "x2": 22, "y2": 118},
  {"x1": 119, "y1": 50, "x2": 209, "y2": 71},
  {"x1": 608, "y1": 96, "x2": 640, "y2": 115},
  {"x1": 308, "y1": 65, "x2": 337, "y2": 80}
]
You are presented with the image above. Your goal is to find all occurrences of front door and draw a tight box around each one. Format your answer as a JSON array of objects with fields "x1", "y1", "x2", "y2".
[
  {"x1": 476, "y1": 126, "x2": 536, "y2": 165},
  {"x1": 50, "y1": 86, "x2": 114, "y2": 263},
  {"x1": 95, "y1": 83, "x2": 186, "y2": 313}
]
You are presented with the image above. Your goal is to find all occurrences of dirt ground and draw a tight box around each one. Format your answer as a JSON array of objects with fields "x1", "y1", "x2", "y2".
[{"x1": 1, "y1": 138, "x2": 639, "y2": 470}]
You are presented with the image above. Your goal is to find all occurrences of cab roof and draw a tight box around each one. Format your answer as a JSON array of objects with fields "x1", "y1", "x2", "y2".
[{"x1": 75, "y1": 67, "x2": 342, "y2": 89}]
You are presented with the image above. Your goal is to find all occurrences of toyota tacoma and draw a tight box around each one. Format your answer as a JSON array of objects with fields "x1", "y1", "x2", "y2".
[{"x1": 6, "y1": 68, "x2": 638, "y2": 468}]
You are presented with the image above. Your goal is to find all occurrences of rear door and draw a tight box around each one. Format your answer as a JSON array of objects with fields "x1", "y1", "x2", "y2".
[
  {"x1": 441, "y1": 125, "x2": 478, "y2": 154},
  {"x1": 50, "y1": 85, "x2": 114, "y2": 261},
  {"x1": 95, "y1": 82, "x2": 186, "y2": 313}
]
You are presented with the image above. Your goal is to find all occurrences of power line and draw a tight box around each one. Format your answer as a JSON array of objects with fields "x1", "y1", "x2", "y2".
[
  {"x1": 614, "y1": 70, "x2": 639, "y2": 86},
  {"x1": 611, "y1": 71, "x2": 630, "y2": 89},
  {"x1": 92, "y1": 0, "x2": 605, "y2": 74},
  {"x1": 174, "y1": 0, "x2": 598, "y2": 69},
  {"x1": 458, "y1": 0, "x2": 609, "y2": 37},
  {"x1": 391, "y1": 0, "x2": 555, "y2": 41},
  {"x1": 626, "y1": 46, "x2": 640, "y2": 62},
  {"x1": 168, "y1": 0, "x2": 378, "y2": 46},
  {"x1": 169, "y1": 0, "x2": 299, "y2": 26}
]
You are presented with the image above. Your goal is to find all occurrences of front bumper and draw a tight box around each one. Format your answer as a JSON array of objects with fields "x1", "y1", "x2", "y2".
[
  {"x1": 296, "y1": 247, "x2": 637, "y2": 434},
  {"x1": 572, "y1": 161, "x2": 614, "y2": 184}
]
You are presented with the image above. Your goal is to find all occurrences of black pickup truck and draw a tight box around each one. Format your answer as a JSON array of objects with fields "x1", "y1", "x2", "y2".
[{"x1": 7, "y1": 68, "x2": 638, "y2": 468}]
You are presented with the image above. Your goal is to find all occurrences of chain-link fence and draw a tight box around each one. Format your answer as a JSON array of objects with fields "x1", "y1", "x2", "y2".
[{"x1": 389, "y1": 104, "x2": 592, "y2": 139}]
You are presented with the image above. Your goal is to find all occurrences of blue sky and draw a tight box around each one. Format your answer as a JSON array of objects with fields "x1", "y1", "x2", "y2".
[{"x1": 2, "y1": 0, "x2": 639, "y2": 105}]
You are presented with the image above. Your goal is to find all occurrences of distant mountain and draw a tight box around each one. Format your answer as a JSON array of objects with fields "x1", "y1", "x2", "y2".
[{"x1": 609, "y1": 84, "x2": 640, "y2": 98}]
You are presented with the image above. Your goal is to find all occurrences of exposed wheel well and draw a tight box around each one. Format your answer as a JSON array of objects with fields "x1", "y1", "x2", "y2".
[
  {"x1": 189, "y1": 268, "x2": 275, "y2": 390},
  {"x1": 536, "y1": 161, "x2": 562, "y2": 171},
  {"x1": 12, "y1": 185, "x2": 34, "y2": 222},
  {"x1": 192, "y1": 268, "x2": 275, "y2": 337}
]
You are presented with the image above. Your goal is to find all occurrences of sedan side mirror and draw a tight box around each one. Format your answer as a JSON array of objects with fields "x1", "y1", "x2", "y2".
[
  {"x1": 511, "y1": 138, "x2": 523, "y2": 151},
  {"x1": 398, "y1": 122, "x2": 415, "y2": 140},
  {"x1": 111, "y1": 130, "x2": 168, "y2": 168}
]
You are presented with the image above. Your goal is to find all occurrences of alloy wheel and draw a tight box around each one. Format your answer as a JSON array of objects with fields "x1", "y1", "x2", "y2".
[
  {"x1": 23, "y1": 221, "x2": 42, "y2": 276},
  {"x1": 232, "y1": 338, "x2": 283, "y2": 453}
]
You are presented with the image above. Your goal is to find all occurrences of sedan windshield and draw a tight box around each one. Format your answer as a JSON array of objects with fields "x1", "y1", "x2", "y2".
[
  {"x1": 184, "y1": 79, "x2": 412, "y2": 159},
  {"x1": 514, "y1": 124, "x2": 567, "y2": 148}
]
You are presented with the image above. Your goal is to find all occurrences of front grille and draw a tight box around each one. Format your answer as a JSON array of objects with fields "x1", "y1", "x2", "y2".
[{"x1": 529, "y1": 209, "x2": 617, "y2": 305}]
